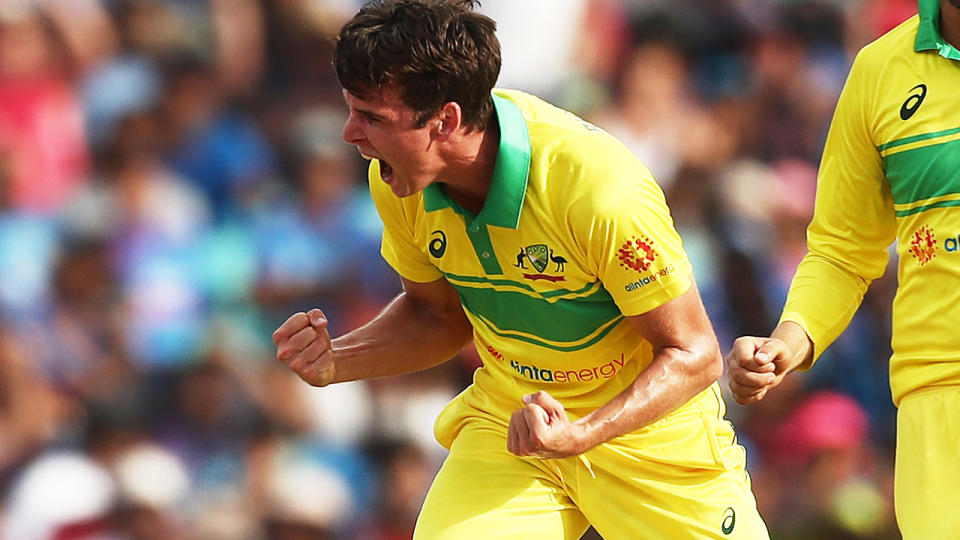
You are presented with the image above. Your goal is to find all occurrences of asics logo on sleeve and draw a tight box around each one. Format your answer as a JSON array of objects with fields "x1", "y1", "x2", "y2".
[{"x1": 900, "y1": 84, "x2": 927, "y2": 120}]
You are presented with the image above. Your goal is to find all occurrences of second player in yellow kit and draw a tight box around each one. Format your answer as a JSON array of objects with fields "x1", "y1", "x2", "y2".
[{"x1": 726, "y1": 1, "x2": 960, "y2": 538}]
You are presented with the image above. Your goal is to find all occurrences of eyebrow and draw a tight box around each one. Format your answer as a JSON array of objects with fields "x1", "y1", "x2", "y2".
[{"x1": 353, "y1": 106, "x2": 386, "y2": 122}]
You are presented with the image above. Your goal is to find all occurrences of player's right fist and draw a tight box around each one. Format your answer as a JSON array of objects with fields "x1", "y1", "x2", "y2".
[
  {"x1": 725, "y1": 336, "x2": 791, "y2": 406},
  {"x1": 273, "y1": 309, "x2": 335, "y2": 387}
]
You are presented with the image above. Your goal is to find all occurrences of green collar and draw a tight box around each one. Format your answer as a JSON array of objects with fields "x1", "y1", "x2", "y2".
[
  {"x1": 422, "y1": 93, "x2": 531, "y2": 229},
  {"x1": 916, "y1": 0, "x2": 960, "y2": 60}
]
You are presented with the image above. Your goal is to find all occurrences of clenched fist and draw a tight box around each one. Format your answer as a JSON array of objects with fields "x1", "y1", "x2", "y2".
[
  {"x1": 507, "y1": 391, "x2": 588, "y2": 459},
  {"x1": 273, "y1": 309, "x2": 335, "y2": 387},
  {"x1": 725, "y1": 336, "x2": 796, "y2": 405}
]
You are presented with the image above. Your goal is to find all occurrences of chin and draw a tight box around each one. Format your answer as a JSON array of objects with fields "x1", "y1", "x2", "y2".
[
  {"x1": 392, "y1": 178, "x2": 432, "y2": 198},
  {"x1": 389, "y1": 183, "x2": 416, "y2": 198}
]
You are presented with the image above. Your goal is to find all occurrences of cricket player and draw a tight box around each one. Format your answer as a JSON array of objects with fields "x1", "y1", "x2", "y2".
[
  {"x1": 274, "y1": 1, "x2": 768, "y2": 537},
  {"x1": 727, "y1": 1, "x2": 960, "y2": 538}
]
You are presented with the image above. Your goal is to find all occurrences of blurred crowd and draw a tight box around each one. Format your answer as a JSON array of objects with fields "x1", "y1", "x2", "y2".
[{"x1": 0, "y1": 0, "x2": 917, "y2": 538}]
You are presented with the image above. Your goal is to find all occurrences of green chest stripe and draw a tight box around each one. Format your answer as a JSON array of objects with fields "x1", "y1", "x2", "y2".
[
  {"x1": 471, "y1": 311, "x2": 625, "y2": 352},
  {"x1": 883, "y1": 138, "x2": 960, "y2": 208},
  {"x1": 443, "y1": 271, "x2": 605, "y2": 300},
  {"x1": 451, "y1": 280, "x2": 622, "y2": 345}
]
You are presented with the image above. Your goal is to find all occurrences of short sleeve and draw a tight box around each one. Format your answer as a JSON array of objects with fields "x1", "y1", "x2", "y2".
[
  {"x1": 575, "y1": 165, "x2": 693, "y2": 316},
  {"x1": 367, "y1": 161, "x2": 443, "y2": 283}
]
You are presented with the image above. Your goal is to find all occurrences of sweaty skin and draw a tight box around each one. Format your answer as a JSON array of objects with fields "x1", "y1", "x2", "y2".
[
  {"x1": 274, "y1": 90, "x2": 725, "y2": 459},
  {"x1": 507, "y1": 284, "x2": 723, "y2": 458}
]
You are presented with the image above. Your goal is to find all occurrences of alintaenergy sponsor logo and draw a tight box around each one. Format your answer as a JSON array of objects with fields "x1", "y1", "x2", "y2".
[
  {"x1": 624, "y1": 263, "x2": 676, "y2": 292},
  {"x1": 486, "y1": 345, "x2": 627, "y2": 382}
]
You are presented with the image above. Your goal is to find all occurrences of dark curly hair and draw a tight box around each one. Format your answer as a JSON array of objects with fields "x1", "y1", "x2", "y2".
[{"x1": 334, "y1": 0, "x2": 501, "y2": 131}]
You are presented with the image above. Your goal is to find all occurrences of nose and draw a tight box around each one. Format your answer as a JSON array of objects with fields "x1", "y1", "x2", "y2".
[{"x1": 342, "y1": 113, "x2": 364, "y2": 145}]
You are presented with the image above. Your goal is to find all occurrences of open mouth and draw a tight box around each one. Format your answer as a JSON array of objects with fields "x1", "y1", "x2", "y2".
[
  {"x1": 359, "y1": 152, "x2": 395, "y2": 184},
  {"x1": 379, "y1": 160, "x2": 395, "y2": 183}
]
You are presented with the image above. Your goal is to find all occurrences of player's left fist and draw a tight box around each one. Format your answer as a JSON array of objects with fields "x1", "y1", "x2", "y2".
[{"x1": 507, "y1": 391, "x2": 586, "y2": 459}]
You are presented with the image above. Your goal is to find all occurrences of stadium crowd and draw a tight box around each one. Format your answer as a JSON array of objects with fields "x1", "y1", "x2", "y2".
[{"x1": 0, "y1": 0, "x2": 915, "y2": 538}]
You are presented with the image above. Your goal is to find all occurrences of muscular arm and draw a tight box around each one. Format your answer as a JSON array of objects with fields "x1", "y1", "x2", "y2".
[
  {"x1": 575, "y1": 281, "x2": 721, "y2": 447},
  {"x1": 330, "y1": 276, "x2": 473, "y2": 383},
  {"x1": 509, "y1": 280, "x2": 723, "y2": 457},
  {"x1": 274, "y1": 276, "x2": 473, "y2": 387}
]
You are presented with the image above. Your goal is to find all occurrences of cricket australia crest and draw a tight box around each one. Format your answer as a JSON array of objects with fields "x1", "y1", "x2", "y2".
[
  {"x1": 524, "y1": 244, "x2": 549, "y2": 272},
  {"x1": 514, "y1": 243, "x2": 566, "y2": 282}
]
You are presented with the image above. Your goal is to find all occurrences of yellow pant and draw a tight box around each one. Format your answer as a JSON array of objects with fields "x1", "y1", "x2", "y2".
[
  {"x1": 414, "y1": 385, "x2": 769, "y2": 539},
  {"x1": 895, "y1": 386, "x2": 960, "y2": 540}
]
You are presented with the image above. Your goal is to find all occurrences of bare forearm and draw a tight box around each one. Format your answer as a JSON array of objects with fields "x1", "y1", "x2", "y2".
[
  {"x1": 769, "y1": 321, "x2": 814, "y2": 371},
  {"x1": 330, "y1": 292, "x2": 473, "y2": 383},
  {"x1": 506, "y1": 284, "x2": 726, "y2": 459},
  {"x1": 576, "y1": 343, "x2": 722, "y2": 450}
]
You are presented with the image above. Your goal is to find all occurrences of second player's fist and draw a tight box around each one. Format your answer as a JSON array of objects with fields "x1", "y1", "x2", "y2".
[{"x1": 725, "y1": 336, "x2": 789, "y2": 405}]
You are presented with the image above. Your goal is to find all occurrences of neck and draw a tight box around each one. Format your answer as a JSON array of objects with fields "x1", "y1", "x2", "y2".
[
  {"x1": 941, "y1": 0, "x2": 960, "y2": 49},
  {"x1": 439, "y1": 117, "x2": 500, "y2": 216}
]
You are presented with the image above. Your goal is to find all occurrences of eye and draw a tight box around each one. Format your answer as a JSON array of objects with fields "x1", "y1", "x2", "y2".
[{"x1": 360, "y1": 111, "x2": 382, "y2": 123}]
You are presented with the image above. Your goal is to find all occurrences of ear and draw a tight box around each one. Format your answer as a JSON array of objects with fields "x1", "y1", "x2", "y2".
[{"x1": 434, "y1": 102, "x2": 463, "y2": 139}]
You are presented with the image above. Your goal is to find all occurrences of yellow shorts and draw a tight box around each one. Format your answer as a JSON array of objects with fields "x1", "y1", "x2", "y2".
[
  {"x1": 895, "y1": 386, "x2": 960, "y2": 540},
  {"x1": 414, "y1": 384, "x2": 769, "y2": 539}
]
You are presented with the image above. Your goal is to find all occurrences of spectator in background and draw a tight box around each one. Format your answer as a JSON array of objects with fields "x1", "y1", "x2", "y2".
[
  {"x1": 251, "y1": 106, "x2": 393, "y2": 335},
  {"x1": 594, "y1": 42, "x2": 700, "y2": 190},
  {"x1": 0, "y1": 1, "x2": 913, "y2": 538},
  {"x1": 161, "y1": 53, "x2": 274, "y2": 222},
  {"x1": 477, "y1": 0, "x2": 588, "y2": 99},
  {"x1": 0, "y1": 327, "x2": 78, "y2": 488},
  {"x1": 109, "y1": 442, "x2": 192, "y2": 540},
  {"x1": 0, "y1": 2, "x2": 89, "y2": 214},
  {"x1": 357, "y1": 438, "x2": 435, "y2": 540},
  {"x1": 2, "y1": 452, "x2": 120, "y2": 540}
]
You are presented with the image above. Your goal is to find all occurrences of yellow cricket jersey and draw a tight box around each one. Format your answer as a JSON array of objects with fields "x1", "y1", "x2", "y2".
[
  {"x1": 781, "y1": 0, "x2": 960, "y2": 405},
  {"x1": 368, "y1": 88, "x2": 695, "y2": 422}
]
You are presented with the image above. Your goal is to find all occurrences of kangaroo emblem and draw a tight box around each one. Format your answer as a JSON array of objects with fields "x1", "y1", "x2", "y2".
[{"x1": 514, "y1": 248, "x2": 527, "y2": 269}]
